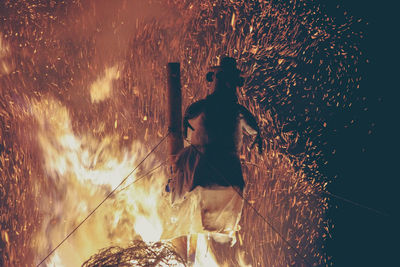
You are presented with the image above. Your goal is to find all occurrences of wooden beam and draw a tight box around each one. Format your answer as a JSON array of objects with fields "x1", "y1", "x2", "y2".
[
  {"x1": 167, "y1": 62, "x2": 189, "y2": 262},
  {"x1": 167, "y1": 62, "x2": 183, "y2": 159}
]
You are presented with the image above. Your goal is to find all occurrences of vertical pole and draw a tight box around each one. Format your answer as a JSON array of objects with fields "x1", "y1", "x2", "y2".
[
  {"x1": 167, "y1": 62, "x2": 188, "y2": 262},
  {"x1": 167, "y1": 62, "x2": 183, "y2": 159}
]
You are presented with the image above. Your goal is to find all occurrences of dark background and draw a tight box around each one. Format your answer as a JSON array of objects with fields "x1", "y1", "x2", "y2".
[{"x1": 322, "y1": 1, "x2": 397, "y2": 266}]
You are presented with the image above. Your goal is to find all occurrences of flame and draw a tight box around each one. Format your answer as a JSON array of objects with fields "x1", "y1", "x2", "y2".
[
  {"x1": 0, "y1": 0, "x2": 362, "y2": 265},
  {"x1": 31, "y1": 99, "x2": 136, "y2": 187},
  {"x1": 90, "y1": 65, "x2": 120, "y2": 103},
  {"x1": 30, "y1": 97, "x2": 224, "y2": 266},
  {"x1": 30, "y1": 97, "x2": 170, "y2": 265},
  {"x1": 47, "y1": 252, "x2": 63, "y2": 267}
]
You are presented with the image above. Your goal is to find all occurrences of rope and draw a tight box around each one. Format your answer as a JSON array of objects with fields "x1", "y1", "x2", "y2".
[
  {"x1": 241, "y1": 161, "x2": 390, "y2": 217},
  {"x1": 36, "y1": 132, "x2": 170, "y2": 267},
  {"x1": 116, "y1": 159, "x2": 169, "y2": 193},
  {"x1": 323, "y1": 191, "x2": 389, "y2": 217},
  {"x1": 185, "y1": 139, "x2": 313, "y2": 267}
]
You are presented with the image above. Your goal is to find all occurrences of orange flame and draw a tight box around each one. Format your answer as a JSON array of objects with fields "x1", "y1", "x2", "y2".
[{"x1": 0, "y1": 1, "x2": 335, "y2": 266}]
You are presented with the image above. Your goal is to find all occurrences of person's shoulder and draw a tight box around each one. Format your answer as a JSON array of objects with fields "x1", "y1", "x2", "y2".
[
  {"x1": 236, "y1": 103, "x2": 250, "y2": 113},
  {"x1": 187, "y1": 98, "x2": 207, "y2": 108},
  {"x1": 194, "y1": 98, "x2": 208, "y2": 105},
  {"x1": 185, "y1": 98, "x2": 207, "y2": 116}
]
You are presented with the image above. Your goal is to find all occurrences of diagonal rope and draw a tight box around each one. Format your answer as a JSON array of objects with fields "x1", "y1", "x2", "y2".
[
  {"x1": 323, "y1": 191, "x2": 389, "y2": 217},
  {"x1": 184, "y1": 139, "x2": 313, "y2": 267},
  {"x1": 36, "y1": 132, "x2": 170, "y2": 267},
  {"x1": 116, "y1": 159, "x2": 169, "y2": 193},
  {"x1": 241, "y1": 161, "x2": 390, "y2": 217}
]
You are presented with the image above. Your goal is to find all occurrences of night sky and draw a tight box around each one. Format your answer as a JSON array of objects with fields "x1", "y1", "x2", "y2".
[{"x1": 323, "y1": 1, "x2": 397, "y2": 266}]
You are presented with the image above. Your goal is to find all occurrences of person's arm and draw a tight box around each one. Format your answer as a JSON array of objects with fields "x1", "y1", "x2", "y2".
[
  {"x1": 183, "y1": 99, "x2": 206, "y2": 138},
  {"x1": 238, "y1": 105, "x2": 263, "y2": 154}
]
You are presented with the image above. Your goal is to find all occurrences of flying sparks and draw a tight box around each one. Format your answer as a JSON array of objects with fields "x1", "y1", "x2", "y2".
[{"x1": 0, "y1": 0, "x2": 364, "y2": 266}]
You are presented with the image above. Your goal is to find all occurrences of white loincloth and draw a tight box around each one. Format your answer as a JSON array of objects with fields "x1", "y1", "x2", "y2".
[{"x1": 163, "y1": 185, "x2": 244, "y2": 244}]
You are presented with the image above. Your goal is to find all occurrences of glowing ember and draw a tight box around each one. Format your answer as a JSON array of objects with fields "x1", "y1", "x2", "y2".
[{"x1": 0, "y1": 0, "x2": 363, "y2": 266}]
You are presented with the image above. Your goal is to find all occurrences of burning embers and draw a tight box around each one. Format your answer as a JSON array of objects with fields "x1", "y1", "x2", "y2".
[
  {"x1": 30, "y1": 97, "x2": 225, "y2": 266},
  {"x1": 0, "y1": 0, "x2": 363, "y2": 265},
  {"x1": 30, "y1": 98, "x2": 168, "y2": 265}
]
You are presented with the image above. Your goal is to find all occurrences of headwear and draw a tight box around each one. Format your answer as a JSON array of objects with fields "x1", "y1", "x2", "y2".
[
  {"x1": 206, "y1": 57, "x2": 244, "y2": 87},
  {"x1": 219, "y1": 57, "x2": 241, "y2": 74}
]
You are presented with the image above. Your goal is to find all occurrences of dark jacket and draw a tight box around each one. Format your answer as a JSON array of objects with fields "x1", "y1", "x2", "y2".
[{"x1": 170, "y1": 91, "x2": 260, "y2": 203}]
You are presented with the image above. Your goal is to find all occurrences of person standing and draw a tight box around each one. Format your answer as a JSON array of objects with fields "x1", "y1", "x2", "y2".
[{"x1": 169, "y1": 57, "x2": 263, "y2": 245}]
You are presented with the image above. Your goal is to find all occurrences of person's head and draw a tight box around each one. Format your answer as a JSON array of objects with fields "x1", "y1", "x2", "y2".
[{"x1": 206, "y1": 57, "x2": 244, "y2": 95}]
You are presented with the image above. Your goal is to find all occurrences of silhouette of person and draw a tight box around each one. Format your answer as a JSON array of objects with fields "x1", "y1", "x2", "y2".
[{"x1": 169, "y1": 57, "x2": 262, "y2": 243}]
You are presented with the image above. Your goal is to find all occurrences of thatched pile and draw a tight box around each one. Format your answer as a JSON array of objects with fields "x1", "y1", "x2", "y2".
[{"x1": 81, "y1": 241, "x2": 186, "y2": 267}]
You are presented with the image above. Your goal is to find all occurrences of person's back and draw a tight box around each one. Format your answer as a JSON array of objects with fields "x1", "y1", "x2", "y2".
[
  {"x1": 168, "y1": 56, "x2": 262, "y2": 245},
  {"x1": 187, "y1": 93, "x2": 239, "y2": 151}
]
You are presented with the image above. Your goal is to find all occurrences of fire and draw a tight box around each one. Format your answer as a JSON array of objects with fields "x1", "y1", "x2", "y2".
[
  {"x1": 0, "y1": 0, "x2": 363, "y2": 266},
  {"x1": 30, "y1": 97, "x2": 170, "y2": 265},
  {"x1": 30, "y1": 97, "x2": 226, "y2": 266},
  {"x1": 90, "y1": 65, "x2": 120, "y2": 104}
]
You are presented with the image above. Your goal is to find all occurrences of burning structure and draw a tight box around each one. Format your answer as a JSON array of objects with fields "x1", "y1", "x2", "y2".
[{"x1": 0, "y1": 0, "x2": 363, "y2": 266}]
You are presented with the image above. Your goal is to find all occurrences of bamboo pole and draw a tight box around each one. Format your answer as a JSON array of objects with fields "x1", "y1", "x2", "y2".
[
  {"x1": 167, "y1": 62, "x2": 188, "y2": 261},
  {"x1": 167, "y1": 62, "x2": 183, "y2": 159}
]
